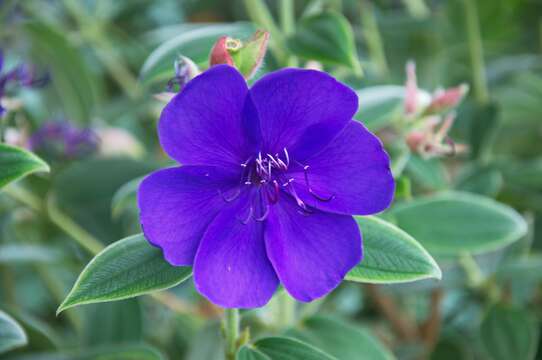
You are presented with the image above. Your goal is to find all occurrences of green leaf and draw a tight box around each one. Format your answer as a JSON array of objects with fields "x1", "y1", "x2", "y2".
[
  {"x1": 251, "y1": 337, "x2": 335, "y2": 360},
  {"x1": 405, "y1": 154, "x2": 448, "y2": 191},
  {"x1": 237, "y1": 346, "x2": 271, "y2": 360},
  {"x1": 1, "y1": 344, "x2": 166, "y2": 360},
  {"x1": 288, "y1": 316, "x2": 394, "y2": 360},
  {"x1": 288, "y1": 11, "x2": 361, "y2": 74},
  {"x1": 111, "y1": 176, "x2": 142, "y2": 219},
  {"x1": 24, "y1": 22, "x2": 98, "y2": 124},
  {"x1": 0, "y1": 144, "x2": 49, "y2": 190},
  {"x1": 140, "y1": 22, "x2": 255, "y2": 86},
  {"x1": 388, "y1": 191, "x2": 527, "y2": 256},
  {"x1": 454, "y1": 164, "x2": 503, "y2": 197},
  {"x1": 480, "y1": 305, "x2": 538, "y2": 360},
  {"x1": 346, "y1": 216, "x2": 441, "y2": 283},
  {"x1": 58, "y1": 234, "x2": 192, "y2": 313},
  {"x1": 52, "y1": 158, "x2": 155, "y2": 244},
  {"x1": 0, "y1": 310, "x2": 27, "y2": 354},
  {"x1": 355, "y1": 85, "x2": 430, "y2": 131},
  {"x1": 468, "y1": 102, "x2": 500, "y2": 162}
]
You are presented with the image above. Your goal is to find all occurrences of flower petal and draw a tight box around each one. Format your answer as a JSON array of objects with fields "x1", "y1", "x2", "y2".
[
  {"x1": 158, "y1": 65, "x2": 257, "y2": 167},
  {"x1": 138, "y1": 165, "x2": 239, "y2": 266},
  {"x1": 193, "y1": 196, "x2": 279, "y2": 308},
  {"x1": 248, "y1": 68, "x2": 358, "y2": 159},
  {"x1": 265, "y1": 196, "x2": 362, "y2": 302},
  {"x1": 290, "y1": 121, "x2": 394, "y2": 215}
]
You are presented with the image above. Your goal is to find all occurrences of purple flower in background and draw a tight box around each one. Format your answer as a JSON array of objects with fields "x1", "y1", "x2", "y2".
[
  {"x1": 138, "y1": 65, "x2": 394, "y2": 308},
  {"x1": 28, "y1": 121, "x2": 98, "y2": 161},
  {"x1": 0, "y1": 49, "x2": 48, "y2": 116}
]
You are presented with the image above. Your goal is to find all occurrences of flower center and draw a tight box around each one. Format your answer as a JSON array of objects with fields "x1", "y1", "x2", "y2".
[{"x1": 222, "y1": 148, "x2": 334, "y2": 224}]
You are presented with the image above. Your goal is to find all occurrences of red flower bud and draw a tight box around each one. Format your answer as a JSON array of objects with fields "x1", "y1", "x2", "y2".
[{"x1": 209, "y1": 30, "x2": 269, "y2": 80}]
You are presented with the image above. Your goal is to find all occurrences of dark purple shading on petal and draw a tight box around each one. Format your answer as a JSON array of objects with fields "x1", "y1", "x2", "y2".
[
  {"x1": 248, "y1": 68, "x2": 358, "y2": 160},
  {"x1": 138, "y1": 165, "x2": 239, "y2": 266},
  {"x1": 193, "y1": 193, "x2": 279, "y2": 308},
  {"x1": 265, "y1": 196, "x2": 362, "y2": 302},
  {"x1": 158, "y1": 65, "x2": 257, "y2": 167},
  {"x1": 289, "y1": 121, "x2": 394, "y2": 215}
]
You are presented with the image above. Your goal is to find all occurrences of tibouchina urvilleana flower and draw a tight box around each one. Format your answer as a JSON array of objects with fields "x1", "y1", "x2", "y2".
[{"x1": 138, "y1": 65, "x2": 395, "y2": 308}]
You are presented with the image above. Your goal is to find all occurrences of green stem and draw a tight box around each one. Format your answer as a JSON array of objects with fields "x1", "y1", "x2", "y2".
[
  {"x1": 243, "y1": 0, "x2": 288, "y2": 64},
  {"x1": 458, "y1": 253, "x2": 484, "y2": 287},
  {"x1": 277, "y1": 291, "x2": 296, "y2": 329},
  {"x1": 224, "y1": 308, "x2": 240, "y2": 360},
  {"x1": 462, "y1": 0, "x2": 489, "y2": 104},
  {"x1": 47, "y1": 196, "x2": 104, "y2": 255},
  {"x1": 4, "y1": 185, "x2": 42, "y2": 212},
  {"x1": 4, "y1": 185, "x2": 104, "y2": 255},
  {"x1": 62, "y1": 0, "x2": 141, "y2": 99},
  {"x1": 279, "y1": 0, "x2": 298, "y2": 67},
  {"x1": 279, "y1": 0, "x2": 295, "y2": 35},
  {"x1": 359, "y1": 0, "x2": 389, "y2": 77},
  {"x1": 401, "y1": 0, "x2": 430, "y2": 19}
]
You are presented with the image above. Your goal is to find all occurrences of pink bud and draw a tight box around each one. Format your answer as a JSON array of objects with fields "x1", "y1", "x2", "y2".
[
  {"x1": 208, "y1": 30, "x2": 269, "y2": 80},
  {"x1": 209, "y1": 36, "x2": 236, "y2": 67},
  {"x1": 404, "y1": 61, "x2": 418, "y2": 115},
  {"x1": 405, "y1": 131, "x2": 427, "y2": 153},
  {"x1": 425, "y1": 84, "x2": 468, "y2": 115}
]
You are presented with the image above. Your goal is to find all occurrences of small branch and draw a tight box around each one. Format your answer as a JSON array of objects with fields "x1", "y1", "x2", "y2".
[
  {"x1": 462, "y1": 0, "x2": 489, "y2": 104},
  {"x1": 224, "y1": 308, "x2": 240, "y2": 360},
  {"x1": 365, "y1": 284, "x2": 419, "y2": 341},
  {"x1": 419, "y1": 288, "x2": 444, "y2": 353},
  {"x1": 360, "y1": 0, "x2": 389, "y2": 77}
]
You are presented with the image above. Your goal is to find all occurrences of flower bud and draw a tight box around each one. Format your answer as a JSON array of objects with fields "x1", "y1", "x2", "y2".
[
  {"x1": 405, "y1": 114, "x2": 467, "y2": 159},
  {"x1": 167, "y1": 55, "x2": 200, "y2": 92},
  {"x1": 404, "y1": 61, "x2": 418, "y2": 116},
  {"x1": 209, "y1": 30, "x2": 269, "y2": 80},
  {"x1": 425, "y1": 84, "x2": 469, "y2": 115}
]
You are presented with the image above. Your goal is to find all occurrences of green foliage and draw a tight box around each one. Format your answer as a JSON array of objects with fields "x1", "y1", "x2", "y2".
[
  {"x1": 2, "y1": 1, "x2": 542, "y2": 359},
  {"x1": 288, "y1": 11, "x2": 361, "y2": 74},
  {"x1": 480, "y1": 305, "x2": 539, "y2": 360},
  {"x1": 346, "y1": 216, "x2": 441, "y2": 283},
  {"x1": 388, "y1": 191, "x2": 527, "y2": 255},
  {"x1": 239, "y1": 337, "x2": 335, "y2": 360},
  {"x1": 0, "y1": 310, "x2": 27, "y2": 354},
  {"x1": 57, "y1": 234, "x2": 192, "y2": 313},
  {"x1": 140, "y1": 23, "x2": 255, "y2": 86},
  {"x1": 23, "y1": 22, "x2": 98, "y2": 124},
  {"x1": 0, "y1": 144, "x2": 49, "y2": 190},
  {"x1": 51, "y1": 158, "x2": 154, "y2": 244},
  {"x1": 288, "y1": 316, "x2": 394, "y2": 360}
]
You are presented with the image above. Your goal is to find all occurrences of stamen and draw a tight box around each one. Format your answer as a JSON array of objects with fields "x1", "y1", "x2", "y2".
[
  {"x1": 219, "y1": 188, "x2": 240, "y2": 202},
  {"x1": 283, "y1": 148, "x2": 290, "y2": 166},
  {"x1": 254, "y1": 204, "x2": 270, "y2": 221},
  {"x1": 302, "y1": 164, "x2": 335, "y2": 202},
  {"x1": 237, "y1": 206, "x2": 253, "y2": 224}
]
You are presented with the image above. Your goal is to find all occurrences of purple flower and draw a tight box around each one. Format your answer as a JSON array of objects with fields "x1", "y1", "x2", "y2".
[
  {"x1": 138, "y1": 65, "x2": 394, "y2": 308},
  {"x1": 28, "y1": 121, "x2": 98, "y2": 161},
  {"x1": 0, "y1": 49, "x2": 49, "y2": 116}
]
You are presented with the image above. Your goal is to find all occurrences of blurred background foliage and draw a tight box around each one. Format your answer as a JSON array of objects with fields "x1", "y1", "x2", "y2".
[{"x1": 1, "y1": 0, "x2": 542, "y2": 359}]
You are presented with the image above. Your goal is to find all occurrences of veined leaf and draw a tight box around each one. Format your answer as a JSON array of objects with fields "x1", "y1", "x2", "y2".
[
  {"x1": 288, "y1": 11, "x2": 361, "y2": 74},
  {"x1": 0, "y1": 144, "x2": 49, "y2": 190},
  {"x1": 58, "y1": 234, "x2": 192, "y2": 313},
  {"x1": 288, "y1": 316, "x2": 394, "y2": 360},
  {"x1": 346, "y1": 216, "x2": 441, "y2": 284},
  {"x1": 481, "y1": 305, "x2": 538, "y2": 360},
  {"x1": 246, "y1": 337, "x2": 335, "y2": 360},
  {"x1": 388, "y1": 191, "x2": 527, "y2": 256}
]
